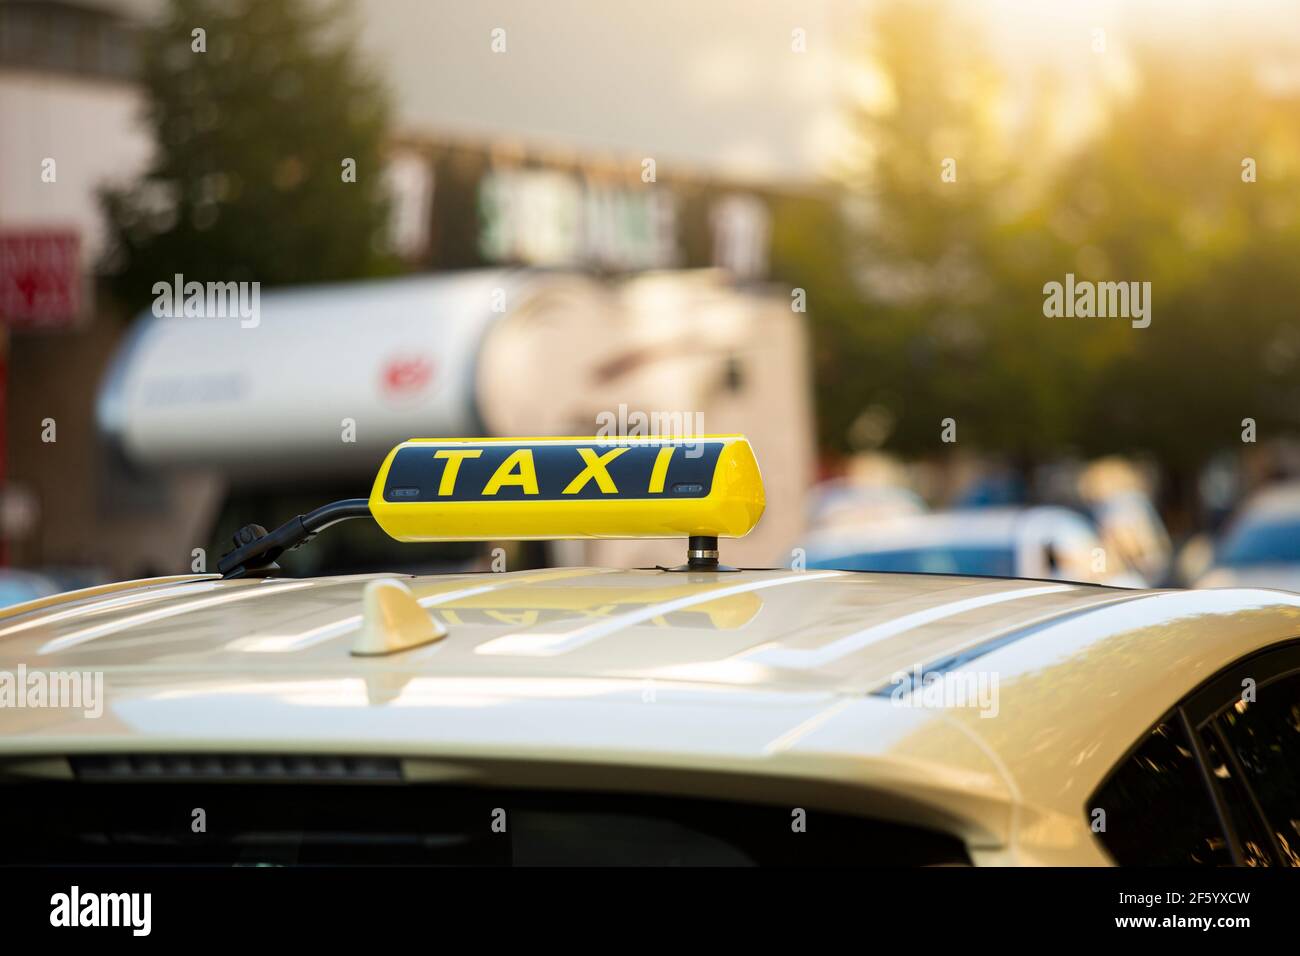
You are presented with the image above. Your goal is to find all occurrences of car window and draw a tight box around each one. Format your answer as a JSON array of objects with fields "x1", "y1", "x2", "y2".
[
  {"x1": 1089, "y1": 718, "x2": 1232, "y2": 866},
  {"x1": 1212, "y1": 671, "x2": 1300, "y2": 865},
  {"x1": 1095, "y1": 642, "x2": 1300, "y2": 867},
  {"x1": 807, "y1": 547, "x2": 1017, "y2": 577},
  {"x1": 1218, "y1": 518, "x2": 1300, "y2": 566}
]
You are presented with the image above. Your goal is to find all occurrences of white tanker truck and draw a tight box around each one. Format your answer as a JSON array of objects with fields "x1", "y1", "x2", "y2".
[{"x1": 97, "y1": 268, "x2": 814, "y2": 575}]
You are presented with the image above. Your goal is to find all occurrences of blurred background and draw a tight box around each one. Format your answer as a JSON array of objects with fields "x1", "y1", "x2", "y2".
[{"x1": 4, "y1": 0, "x2": 1300, "y2": 599}]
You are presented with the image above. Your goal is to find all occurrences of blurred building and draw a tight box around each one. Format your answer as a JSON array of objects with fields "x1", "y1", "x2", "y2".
[
  {"x1": 1, "y1": 0, "x2": 827, "y2": 578},
  {"x1": 0, "y1": 0, "x2": 153, "y2": 575},
  {"x1": 387, "y1": 135, "x2": 781, "y2": 281}
]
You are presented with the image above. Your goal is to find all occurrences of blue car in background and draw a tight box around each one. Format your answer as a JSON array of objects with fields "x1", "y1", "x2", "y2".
[
  {"x1": 799, "y1": 506, "x2": 1146, "y2": 587},
  {"x1": 0, "y1": 570, "x2": 63, "y2": 609}
]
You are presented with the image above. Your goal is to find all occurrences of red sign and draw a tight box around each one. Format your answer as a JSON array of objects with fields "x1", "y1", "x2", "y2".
[
  {"x1": 380, "y1": 355, "x2": 435, "y2": 400},
  {"x1": 0, "y1": 230, "x2": 82, "y2": 329}
]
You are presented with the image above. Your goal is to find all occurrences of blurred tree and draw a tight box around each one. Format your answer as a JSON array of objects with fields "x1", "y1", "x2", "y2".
[
  {"x1": 822, "y1": 0, "x2": 1300, "y2": 499},
  {"x1": 825, "y1": 0, "x2": 1097, "y2": 463},
  {"x1": 767, "y1": 189, "x2": 867, "y2": 458},
  {"x1": 1053, "y1": 50, "x2": 1300, "y2": 473},
  {"x1": 100, "y1": 0, "x2": 396, "y2": 308}
]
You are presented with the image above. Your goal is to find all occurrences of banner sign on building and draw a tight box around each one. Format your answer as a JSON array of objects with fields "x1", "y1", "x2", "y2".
[
  {"x1": 478, "y1": 169, "x2": 680, "y2": 272},
  {"x1": 0, "y1": 230, "x2": 83, "y2": 330}
]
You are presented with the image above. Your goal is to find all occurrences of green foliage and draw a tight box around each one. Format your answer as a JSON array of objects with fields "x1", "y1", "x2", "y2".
[
  {"x1": 1049, "y1": 49, "x2": 1300, "y2": 469},
  {"x1": 100, "y1": 0, "x2": 396, "y2": 308},
  {"x1": 800, "y1": 0, "x2": 1300, "y2": 471}
]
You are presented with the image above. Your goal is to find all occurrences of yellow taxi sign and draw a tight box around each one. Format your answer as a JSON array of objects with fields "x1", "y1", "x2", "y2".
[{"x1": 368, "y1": 436, "x2": 765, "y2": 542}]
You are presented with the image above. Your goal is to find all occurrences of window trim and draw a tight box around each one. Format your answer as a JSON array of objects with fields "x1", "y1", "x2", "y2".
[
  {"x1": 1178, "y1": 707, "x2": 1247, "y2": 865},
  {"x1": 1204, "y1": 716, "x2": 1283, "y2": 864}
]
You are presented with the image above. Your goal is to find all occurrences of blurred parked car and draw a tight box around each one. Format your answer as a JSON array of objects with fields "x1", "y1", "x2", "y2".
[
  {"x1": 800, "y1": 507, "x2": 1146, "y2": 587},
  {"x1": 805, "y1": 477, "x2": 926, "y2": 531},
  {"x1": 1078, "y1": 459, "x2": 1173, "y2": 585},
  {"x1": 1196, "y1": 482, "x2": 1300, "y2": 591},
  {"x1": 0, "y1": 570, "x2": 63, "y2": 609},
  {"x1": 1086, "y1": 491, "x2": 1173, "y2": 586},
  {"x1": 953, "y1": 470, "x2": 1027, "y2": 508}
]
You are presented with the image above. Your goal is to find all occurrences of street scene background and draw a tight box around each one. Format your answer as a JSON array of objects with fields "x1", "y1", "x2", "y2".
[{"x1": 3, "y1": 0, "x2": 1300, "y2": 593}]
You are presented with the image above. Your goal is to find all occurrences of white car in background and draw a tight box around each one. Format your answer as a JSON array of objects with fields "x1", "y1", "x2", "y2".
[
  {"x1": 1196, "y1": 482, "x2": 1300, "y2": 591},
  {"x1": 804, "y1": 477, "x2": 926, "y2": 531},
  {"x1": 799, "y1": 506, "x2": 1147, "y2": 587},
  {"x1": 1077, "y1": 458, "x2": 1173, "y2": 585}
]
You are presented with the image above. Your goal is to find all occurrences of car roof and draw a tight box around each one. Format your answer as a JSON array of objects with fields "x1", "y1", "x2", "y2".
[
  {"x1": 0, "y1": 567, "x2": 1134, "y2": 693},
  {"x1": 3, "y1": 568, "x2": 1298, "y2": 862}
]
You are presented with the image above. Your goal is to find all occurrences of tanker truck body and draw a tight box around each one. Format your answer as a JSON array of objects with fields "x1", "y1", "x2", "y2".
[{"x1": 97, "y1": 269, "x2": 813, "y2": 574}]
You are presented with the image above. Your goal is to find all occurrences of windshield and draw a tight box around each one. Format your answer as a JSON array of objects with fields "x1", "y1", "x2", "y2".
[
  {"x1": 808, "y1": 546, "x2": 1017, "y2": 577},
  {"x1": 1218, "y1": 518, "x2": 1300, "y2": 566}
]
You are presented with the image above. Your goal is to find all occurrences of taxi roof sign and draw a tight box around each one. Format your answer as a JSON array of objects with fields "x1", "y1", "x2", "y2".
[
  {"x1": 368, "y1": 436, "x2": 766, "y2": 544},
  {"x1": 216, "y1": 436, "x2": 766, "y2": 579}
]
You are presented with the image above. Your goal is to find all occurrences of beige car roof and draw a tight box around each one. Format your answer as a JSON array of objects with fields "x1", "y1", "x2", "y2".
[
  {"x1": 3, "y1": 568, "x2": 1299, "y2": 863},
  {"x1": 0, "y1": 569, "x2": 1140, "y2": 692}
]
